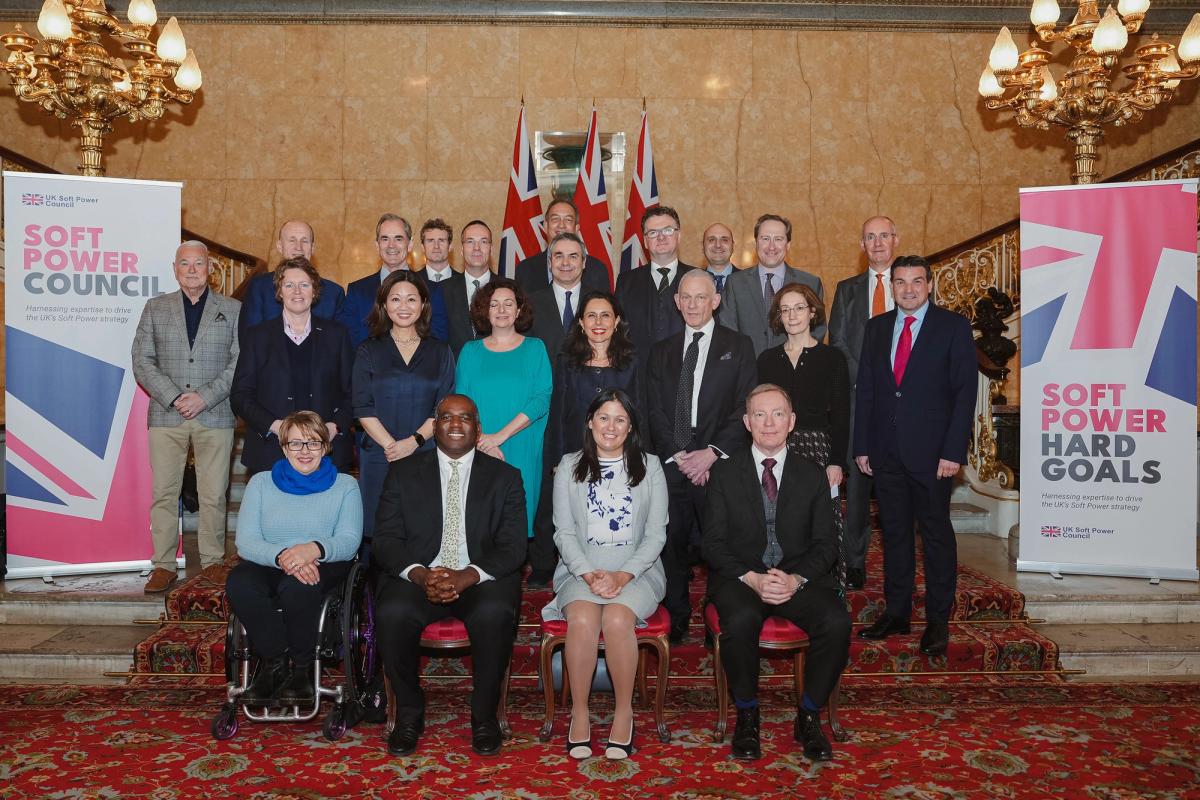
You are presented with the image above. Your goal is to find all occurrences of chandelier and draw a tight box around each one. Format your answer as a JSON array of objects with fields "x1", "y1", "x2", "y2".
[
  {"x1": 1, "y1": 0, "x2": 202, "y2": 177},
  {"x1": 978, "y1": 1, "x2": 1200, "y2": 184}
]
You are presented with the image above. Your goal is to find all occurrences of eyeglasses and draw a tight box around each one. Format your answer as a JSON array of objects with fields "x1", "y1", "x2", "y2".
[
  {"x1": 285, "y1": 440, "x2": 324, "y2": 452},
  {"x1": 779, "y1": 304, "x2": 810, "y2": 315},
  {"x1": 863, "y1": 233, "x2": 896, "y2": 242},
  {"x1": 644, "y1": 226, "x2": 678, "y2": 240}
]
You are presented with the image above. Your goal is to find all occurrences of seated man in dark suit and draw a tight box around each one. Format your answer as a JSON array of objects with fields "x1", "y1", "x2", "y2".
[
  {"x1": 373, "y1": 394, "x2": 527, "y2": 757},
  {"x1": 702, "y1": 383, "x2": 851, "y2": 761},
  {"x1": 514, "y1": 197, "x2": 611, "y2": 295}
]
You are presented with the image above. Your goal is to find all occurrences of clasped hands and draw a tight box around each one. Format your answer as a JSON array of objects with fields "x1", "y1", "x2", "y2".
[
  {"x1": 743, "y1": 568, "x2": 802, "y2": 605},
  {"x1": 476, "y1": 433, "x2": 506, "y2": 461},
  {"x1": 674, "y1": 447, "x2": 718, "y2": 486},
  {"x1": 278, "y1": 542, "x2": 323, "y2": 586},
  {"x1": 582, "y1": 569, "x2": 633, "y2": 600},
  {"x1": 173, "y1": 391, "x2": 207, "y2": 420},
  {"x1": 411, "y1": 565, "x2": 479, "y2": 604},
  {"x1": 383, "y1": 437, "x2": 419, "y2": 462}
]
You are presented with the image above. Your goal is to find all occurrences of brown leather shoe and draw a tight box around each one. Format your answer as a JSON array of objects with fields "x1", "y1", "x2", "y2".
[{"x1": 143, "y1": 568, "x2": 178, "y2": 594}]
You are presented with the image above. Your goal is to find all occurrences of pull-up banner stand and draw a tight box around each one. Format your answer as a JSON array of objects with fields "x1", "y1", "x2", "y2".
[
  {"x1": 1018, "y1": 178, "x2": 1198, "y2": 582},
  {"x1": 3, "y1": 171, "x2": 181, "y2": 579}
]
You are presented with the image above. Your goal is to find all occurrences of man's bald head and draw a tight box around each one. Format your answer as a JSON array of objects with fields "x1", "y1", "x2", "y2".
[{"x1": 276, "y1": 220, "x2": 315, "y2": 262}]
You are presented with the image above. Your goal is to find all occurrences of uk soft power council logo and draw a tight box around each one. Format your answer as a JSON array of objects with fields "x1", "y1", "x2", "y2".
[
  {"x1": 21, "y1": 193, "x2": 43, "y2": 206},
  {"x1": 1040, "y1": 525, "x2": 1062, "y2": 538}
]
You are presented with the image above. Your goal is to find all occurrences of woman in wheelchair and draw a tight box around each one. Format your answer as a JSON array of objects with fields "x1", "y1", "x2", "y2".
[{"x1": 225, "y1": 410, "x2": 363, "y2": 706}]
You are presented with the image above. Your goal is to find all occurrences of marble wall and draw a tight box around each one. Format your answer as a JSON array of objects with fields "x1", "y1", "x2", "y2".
[{"x1": 2, "y1": 22, "x2": 1198, "y2": 297}]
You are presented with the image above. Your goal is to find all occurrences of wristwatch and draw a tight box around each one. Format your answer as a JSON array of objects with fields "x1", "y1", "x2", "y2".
[{"x1": 412, "y1": 432, "x2": 426, "y2": 447}]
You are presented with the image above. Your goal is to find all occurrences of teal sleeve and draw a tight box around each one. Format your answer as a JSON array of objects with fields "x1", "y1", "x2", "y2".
[{"x1": 519, "y1": 340, "x2": 552, "y2": 422}]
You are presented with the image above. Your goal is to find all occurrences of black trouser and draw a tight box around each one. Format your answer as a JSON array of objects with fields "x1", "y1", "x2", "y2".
[
  {"x1": 375, "y1": 573, "x2": 521, "y2": 724},
  {"x1": 224, "y1": 559, "x2": 352, "y2": 666},
  {"x1": 709, "y1": 578, "x2": 850, "y2": 707},
  {"x1": 843, "y1": 405, "x2": 875, "y2": 570},
  {"x1": 872, "y1": 449, "x2": 958, "y2": 622},
  {"x1": 528, "y1": 467, "x2": 558, "y2": 576},
  {"x1": 663, "y1": 461, "x2": 708, "y2": 627}
]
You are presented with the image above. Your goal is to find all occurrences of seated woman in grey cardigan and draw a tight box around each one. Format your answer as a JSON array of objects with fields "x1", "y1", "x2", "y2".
[
  {"x1": 542, "y1": 388, "x2": 667, "y2": 761},
  {"x1": 225, "y1": 410, "x2": 363, "y2": 707}
]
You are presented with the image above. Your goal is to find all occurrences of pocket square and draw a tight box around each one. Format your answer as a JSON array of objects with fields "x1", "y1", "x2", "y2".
[
  {"x1": 719, "y1": 351, "x2": 733, "y2": 361},
  {"x1": 215, "y1": 312, "x2": 226, "y2": 322}
]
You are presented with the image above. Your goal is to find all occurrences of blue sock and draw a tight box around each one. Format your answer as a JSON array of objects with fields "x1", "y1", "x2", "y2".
[
  {"x1": 734, "y1": 697, "x2": 758, "y2": 710},
  {"x1": 801, "y1": 693, "x2": 820, "y2": 712}
]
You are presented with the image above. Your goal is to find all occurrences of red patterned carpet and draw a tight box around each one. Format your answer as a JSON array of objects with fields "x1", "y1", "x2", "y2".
[{"x1": 3, "y1": 682, "x2": 1197, "y2": 798}]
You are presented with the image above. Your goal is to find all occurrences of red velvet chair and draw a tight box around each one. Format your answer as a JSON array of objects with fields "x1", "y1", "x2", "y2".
[
  {"x1": 704, "y1": 603, "x2": 846, "y2": 743},
  {"x1": 537, "y1": 604, "x2": 671, "y2": 743},
  {"x1": 385, "y1": 618, "x2": 512, "y2": 739}
]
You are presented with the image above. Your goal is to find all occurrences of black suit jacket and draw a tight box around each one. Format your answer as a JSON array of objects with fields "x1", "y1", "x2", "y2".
[
  {"x1": 853, "y1": 303, "x2": 977, "y2": 473},
  {"x1": 371, "y1": 448, "x2": 528, "y2": 581},
  {"x1": 702, "y1": 448, "x2": 838, "y2": 590},
  {"x1": 645, "y1": 323, "x2": 756, "y2": 459},
  {"x1": 440, "y1": 270, "x2": 483, "y2": 357},
  {"x1": 231, "y1": 316, "x2": 355, "y2": 473},
  {"x1": 515, "y1": 251, "x2": 612, "y2": 295},
  {"x1": 827, "y1": 269, "x2": 875, "y2": 386},
  {"x1": 614, "y1": 261, "x2": 696, "y2": 355},
  {"x1": 527, "y1": 285, "x2": 575, "y2": 363}
]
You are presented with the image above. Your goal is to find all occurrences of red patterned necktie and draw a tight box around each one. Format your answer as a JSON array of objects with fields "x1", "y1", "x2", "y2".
[
  {"x1": 761, "y1": 457, "x2": 778, "y2": 503},
  {"x1": 893, "y1": 315, "x2": 916, "y2": 385}
]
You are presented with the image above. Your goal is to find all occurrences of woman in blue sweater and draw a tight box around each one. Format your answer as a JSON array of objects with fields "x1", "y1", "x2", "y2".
[{"x1": 225, "y1": 410, "x2": 363, "y2": 706}]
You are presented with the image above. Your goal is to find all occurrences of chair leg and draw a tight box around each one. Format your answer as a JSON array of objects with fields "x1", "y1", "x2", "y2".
[
  {"x1": 384, "y1": 675, "x2": 396, "y2": 735},
  {"x1": 712, "y1": 635, "x2": 727, "y2": 743},
  {"x1": 828, "y1": 673, "x2": 849, "y2": 742},
  {"x1": 538, "y1": 637, "x2": 559, "y2": 742},
  {"x1": 793, "y1": 650, "x2": 807, "y2": 708},
  {"x1": 499, "y1": 663, "x2": 512, "y2": 740},
  {"x1": 636, "y1": 647, "x2": 650, "y2": 709},
  {"x1": 652, "y1": 637, "x2": 670, "y2": 743}
]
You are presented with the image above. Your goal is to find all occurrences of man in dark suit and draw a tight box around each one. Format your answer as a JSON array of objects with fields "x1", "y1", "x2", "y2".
[
  {"x1": 721, "y1": 213, "x2": 825, "y2": 354},
  {"x1": 373, "y1": 394, "x2": 527, "y2": 757},
  {"x1": 514, "y1": 197, "x2": 611, "y2": 295},
  {"x1": 336, "y1": 213, "x2": 449, "y2": 351},
  {"x1": 827, "y1": 215, "x2": 899, "y2": 589},
  {"x1": 615, "y1": 206, "x2": 697, "y2": 357},
  {"x1": 702, "y1": 384, "x2": 851, "y2": 761},
  {"x1": 854, "y1": 255, "x2": 976, "y2": 656},
  {"x1": 646, "y1": 270, "x2": 756, "y2": 643},
  {"x1": 238, "y1": 220, "x2": 346, "y2": 339},
  {"x1": 702, "y1": 222, "x2": 736, "y2": 296},
  {"x1": 442, "y1": 219, "x2": 494, "y2": 356}
]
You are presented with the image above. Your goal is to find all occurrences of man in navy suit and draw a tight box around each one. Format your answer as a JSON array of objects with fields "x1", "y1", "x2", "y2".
[
  {"x1": 514, "y1": 198, "x2": 611, "y2": 295},
  {"x1": 441, "y1": 219, "x2": 494, "y2": 356},
  {"x1": 238, "y1": 220, "x2": 346, "y2": 339},
  {"x1": 615, "y1": 206, "x2": 697, "y2": 357},
  {"x1": 853, "y1": 255, "x2": 976, "y2": 656},
  {"x1": 337, "y1": 213, "x2": 449, "y2": 351}
]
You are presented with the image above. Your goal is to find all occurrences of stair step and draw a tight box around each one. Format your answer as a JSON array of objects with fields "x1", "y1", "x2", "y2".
[
  {"x1": 0, "y1": 624, "x2": 148, "y2": 683},
  {"x1": 1044, "y1": 622, "x2": 1200, "y2": 677},
  {"x1": 0, "y1": 571, "x2": 170, "y2": 625},
  {"x1": 950, "y1": 502, "x2": 992, "y2": 534}
]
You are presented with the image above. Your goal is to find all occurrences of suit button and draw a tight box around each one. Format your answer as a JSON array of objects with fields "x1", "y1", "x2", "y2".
[
  {"x1": 188, "y1": 358, "x2": 194, "y2": 363},
  {"x1": 895, "y1": 391, "x2": 902, "y2": 398},
  {"x1": 185, "y1": 384, "x2": 191, "y2": 388}
]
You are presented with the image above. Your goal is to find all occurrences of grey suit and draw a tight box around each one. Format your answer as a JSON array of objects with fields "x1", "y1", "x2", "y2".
[
  {"x1": 132, "y1": 289, "x2": 241, "y2": 571},
  {"x1": 720, "y1": 265, "x2": 825, "y2": 354}
]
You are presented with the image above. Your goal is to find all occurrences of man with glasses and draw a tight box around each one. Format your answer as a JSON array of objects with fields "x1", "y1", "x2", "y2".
[
  {"x1": 615, "y1": 206, "x2": 696, "y2": 356},
  {"x1": 720, "y1": 213, "x2": 825, "y2": 356},
  {"x1": 443, "y1": 219, "x2": 494, "y2": 356},
  {"x1": 827, "y1": 215, "x2": 899, "y2": 589},
  {"x1": 514, "y1": 198, "x2": 612, "y2": 295}
]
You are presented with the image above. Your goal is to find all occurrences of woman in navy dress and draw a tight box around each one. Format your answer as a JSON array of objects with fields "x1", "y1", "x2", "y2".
[{"x1": 353, "y1": 271, "x2": 455, "y2": 547}]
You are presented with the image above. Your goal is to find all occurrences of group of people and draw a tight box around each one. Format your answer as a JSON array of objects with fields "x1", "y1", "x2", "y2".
[{"x1": 130, "y1": 203, "x2": 977, "y2": 763}]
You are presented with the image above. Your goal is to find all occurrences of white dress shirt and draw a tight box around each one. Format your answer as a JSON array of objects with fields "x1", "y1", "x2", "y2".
[
  {"x1": 751, "y1": 443, "x2": 787, "y2": 486},
  {"x1": 400, "y1": 447, "x2": 493, "y2": 583},
  {"x1": 649, "y1": 258, "x2": 680, "y2": 288},
  {"x1": 866, "y1": 266, "x2": 894, "y2": 318},
  {"x1": 465, "y1": 269, "x2": 491, "y2": 307},
  {"x1": 426, "y1": 266, "x2": 452, "y2": 283},
  {"x1": 552, "y1": 279, "x2": 583, "y2": 323},
  {"x1": 682, "y1": 317, "x2": 717, "y2": 428}
]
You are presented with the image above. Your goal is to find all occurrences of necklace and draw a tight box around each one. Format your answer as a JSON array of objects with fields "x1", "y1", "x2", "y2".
[{"x1": 391, "y1": 332, "x2": 419, "y2": 345}]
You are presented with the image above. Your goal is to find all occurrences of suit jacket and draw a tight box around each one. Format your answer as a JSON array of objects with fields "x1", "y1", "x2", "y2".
[
  {"x1": 644, "y1": 323, "x2": 757, "y2": 459},
  {"x1": 231, "y1": 316, "x2": 355, "y2": 473},
  {"x1": 336, "y1": 269, "x2": 450, "y2": 352},
  {"x1": 614, "y1": 261, "x2": 696, "y2": 355},
  {"x1": 440, "y1": 269, "x2": 484, "y2": 356},
  {"x1": 132, "y1": 290, "x2": 242, "y2": 428},
  {"x1": 827, "y1": 269, "x2": 878, "y2": 386},
  {"x1": 702, "y1": 448, "x2": 838, "y2": 590},
  {"x1": 515, "y1": 251, "x2": 612, "y2": 295},
  {"x1": 853, "y1": 303, "x2": 977, "y2": 473},
  {"x1": 527, "y1": 285, "x2": 575, "y2": 363},
  {"x1": 372, "y1": 447, "x2": 528, "y2": 582},
  {"x1": 721, "y1": 264, "x2": 825, "y2": 354},
  {"x1": 239, "y1": 271, "x2": 346, "y2": 341}
]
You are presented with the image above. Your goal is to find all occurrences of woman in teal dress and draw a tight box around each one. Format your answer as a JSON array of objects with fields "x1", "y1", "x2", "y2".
[{"x1": 455, "y1": 277, "x2": 552, "y2": 538}]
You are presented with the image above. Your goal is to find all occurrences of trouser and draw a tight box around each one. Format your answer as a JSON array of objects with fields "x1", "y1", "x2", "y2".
[
  {"x1": 224, "y1": 559, "x2": 352, "y2": 665},
  {"x1": 376, "y1": 573, "x2": 521, "y2": 723},
  {"x1": 148, "y1": 420, "x2": 235, "y2": 571},
  {"x1": 528, "y1": 467, "x2": 558, "y2": 575},
  {"x1": 843, "y1": 407, "x2": 874, "y2": 570},
  {"x1": 663, "y1": 461, "x2": 707, "y2": 627}
]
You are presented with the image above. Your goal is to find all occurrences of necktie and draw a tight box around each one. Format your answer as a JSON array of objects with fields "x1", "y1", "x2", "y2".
[
  {"x1": 872, "y1": 272, "x2": 886, "y2": 317},
  {"x1": 893, "y1": 315, "x2": 916, "y2": 385},
  {"x1": 657, "y1": 267, "x2": 671, "y2": 293},
  {"x1": 761, "y1": 457, "x2": 778, "y2": 502},
  {"x1": 763, "y1": 272, "x2": 775, "y2": 303},
  {"x1": 438, "y1": 461, "x2": 462, "y2": 569},
  {"x1": 761, "y1": 458, "x2": 783, "y2": 568},
  {"x1": 562, "y1": 290, "x2": 574, "y2": 329},
  {"x1": 673, "y1": 331, "x2": 704, "y2": 451},
  {"x1": 714, "y1": 273, "x2": 726, "y2": 294}
]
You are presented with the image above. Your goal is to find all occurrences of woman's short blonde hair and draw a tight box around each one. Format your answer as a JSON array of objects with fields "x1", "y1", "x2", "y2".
[{"x1": 277, "y1": 410, "x2": 332, "y2": 455}]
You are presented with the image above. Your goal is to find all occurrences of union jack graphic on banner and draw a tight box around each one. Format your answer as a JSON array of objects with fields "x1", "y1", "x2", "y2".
[
  {"x1": 22, "y1": 193, "x2": 43, "y2": 206},
  {"x1": 573, "y1": 107, "x2": 614, "y2": 286},
  {"x1": 619, "y1": 110, "x2": 659, "y2": 276},
  {"x1": 497, "y1": 105, "x2": 545, "y2": 278}
]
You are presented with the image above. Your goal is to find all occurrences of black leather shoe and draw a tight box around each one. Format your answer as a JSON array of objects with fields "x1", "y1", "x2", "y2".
[
  {"x1": 669, "y1": 617, "x2": 689, "y2": 645},
  {"x1": 919, "y1": 621, "x2": 950, "y2": 656},
  {"x1": 845, "y1": 567, "x2": 866, "y2": 590},
  {"x1": 794, "y1": 709, "x2": 833, "y2": 761},
  {"x1": 277, "y1": 662, "x2": 315, "y2": 704},
  {"x1": 526, "y1": 572, "x2": 553, "y2": 590},
  {"x1": 387, "y1": 715, "x2": 424, "y2": 756},
  {"x1": 242, "y1": 655, "x2": 290, "y2": 705},
  {"x1": 857, "y1": 614, "x2": 911, "y2": 640},
  {"x1": 730, "y1": 706, "x2": 761, "y2": 760},
  {"x1": 471, "y1": 716, "x2": 503, "y2": 756}
]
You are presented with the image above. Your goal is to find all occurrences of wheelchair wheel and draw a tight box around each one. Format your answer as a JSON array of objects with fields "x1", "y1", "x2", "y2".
[
  {"x1": 224, "y1": 614, "x2": 249, "y2": 685},
  {"x1": 211, "y1": 703, "x2": 239, "y2": 740},
  {"x1": 323, "y1": 703, "x2": 348, "y2": 741},
  {"x1": 339, "y1": 561, "x2": 382, "y2": 715}
]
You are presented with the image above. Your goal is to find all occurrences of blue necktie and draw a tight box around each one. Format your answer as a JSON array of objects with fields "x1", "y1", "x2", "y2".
[
  {"x1": 714, "y1": 273, "x2": 726, "y2": 293},
  {"x1": 562, "y1": 290, "x2": 574, "y2": 329}
]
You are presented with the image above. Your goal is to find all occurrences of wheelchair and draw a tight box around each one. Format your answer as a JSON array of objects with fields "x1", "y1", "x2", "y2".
[{"x1": 210, "y1": 559, "x2": 382, "y2": 741}]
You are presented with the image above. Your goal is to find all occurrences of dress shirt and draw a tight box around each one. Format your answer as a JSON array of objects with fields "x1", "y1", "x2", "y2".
[
  {"x1": 465, "y1": 269, "x2": 491, "y2": 307},
  {"x1": 426, "y1": 266, "x2": 453, "y2": 283},
  {"x1": 757, "y1": 264, "x2": 786, "y2": 297},
  {"x1": 682, "y1": 317, "x2": 718, "y2": 428},
  {"x1": 283, "y1": 313, "x2": 312, "y2": 345},
  {"x1": 181, "y1": 288, "x2": 208, "y2": 348},
  {"x1": 750, "y1": 443, "x2": 787, "y2": 489},
  {"x1": 890, "y1": 300, "x2": 930, "y2": 368},
  {"x1": 866, "y1": 266, "x2": 894, "y2": 318},
  {"x1": 649, "y1": 258, "x2": 680, "y2": 289},
  {"x1": 552, "y1": 280, "x2": 582, "y2": 323},
  {"x1": 400, "y1": 447, "x2": 493, "y2": 583}
]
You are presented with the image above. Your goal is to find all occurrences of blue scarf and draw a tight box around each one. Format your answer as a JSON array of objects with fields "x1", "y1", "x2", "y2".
[{"x1": 271, "y1": 456, "x2": 337, "y2": 495}]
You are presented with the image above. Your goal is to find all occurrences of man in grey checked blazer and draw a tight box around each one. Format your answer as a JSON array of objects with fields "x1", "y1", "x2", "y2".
[{"x1": 132, "y1": 241, "x2": 242, "y2": 593}]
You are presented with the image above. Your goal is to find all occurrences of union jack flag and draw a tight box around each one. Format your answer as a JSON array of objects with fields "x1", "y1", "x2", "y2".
[
  {"x1": 573, "y1": 107, "x2": 614, "y2": 287},
  {"x1": 497, "y1": 105, "x2": 545, "y2": 279},
  {"x1": 22, "y1": 193, "x2": 43, "y2": 206},
  {"x1": 1040, "y1": 525, "x2": 1062, "y2": 538},
  {"x1": 619, "y1": 110, "x2": 659, "y2": 276}
]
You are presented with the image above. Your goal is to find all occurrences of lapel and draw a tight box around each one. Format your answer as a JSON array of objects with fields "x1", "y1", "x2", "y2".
[
  {"x1": 697, "y1": 325, "x2": 726, "y2": 409},
  {"x1": 775, "y1": 452, "x2": 805, "y2": 538},
  {"x1": 900, "y1": 304, "x2": 941, "y2": 387},
  {"x1": 166, "y1": 290, "x2": 188, "y2": 345},
  {"x1": 422, "y1": 450, "x2": 445, "y2": 546},
  {"x1": 739, "y1": 449, "x2": 769, "y2": 536},
  {"x1": 851, "y1": 271, "x2": 870, "y2": 321},
  {"x1": 462, "y1": 451, "x2": 488, "y2": 552},
  {"x1": 268, "y1": 316, "x2": 293, "y2": 386},
  {"x1": 192, "y1": 292, "x2": 219, "y2": 349}
]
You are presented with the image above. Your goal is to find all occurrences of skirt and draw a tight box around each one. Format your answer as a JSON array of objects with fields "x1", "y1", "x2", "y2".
[{"x1": 788, "y1": 427, "x2": 847, "y2": 594}]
